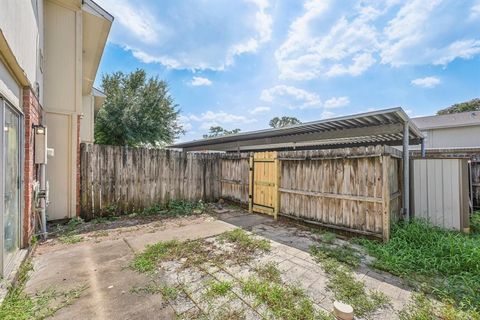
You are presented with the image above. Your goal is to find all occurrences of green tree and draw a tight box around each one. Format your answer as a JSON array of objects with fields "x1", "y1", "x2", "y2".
[
  {"x1": 269, "y1": 116, "x2": 302, "y2": 128},
  {"x1": 437, "y1": 98, "x2": 480, "y2": 115},
  {"x1": 203, "y1": 126, "x2": 241, "y2": 138},
  {"x1": 94, "y1": 69, "x2": 183, "y2": 147}
]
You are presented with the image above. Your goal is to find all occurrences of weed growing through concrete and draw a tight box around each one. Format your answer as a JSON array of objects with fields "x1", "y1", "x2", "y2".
[
  {"x1": 310, "y1": 246, "x2": 389, "y2": 318},
  {"x1": 204, "y1": 280, "x2": 234, "y2": 298},
  {"x1": 131, "y1": 239, "x2": 211, "y2": 273},
  {"x1": 92, "y1": 230, "x2": 109, "y2": 238},
  {"x1": 254, "y1": 262, "x2": 282, "y2": 283},
  {"x1": 0, "y1": 259, "x2": 87, "y2": 320},
  {"x1": 310, "y1": 243, "x2": 360, "y2": 268},
  {"x1": 132, "y1": 230, "x2": 272, "y2": 275},
  {"x1": 58, "y1": 234, "x2": 84, "y2": 244},
  {"x1": 242, "y1": 275, "x2": 333, "y2": 320},
  {"x1": 219, "y1": 229, "x2": 270, "y2": 253}
]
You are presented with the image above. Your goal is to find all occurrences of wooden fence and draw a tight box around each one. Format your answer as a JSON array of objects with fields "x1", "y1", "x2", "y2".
[
  {"x1": 80, "y1": 144, "x2": 402, "y2": 240},
  {"x1": 80, "y1": 144, "x2": 221, "y2": 219},
  {"x1": 277, "y1": 146, "x2": 402, "y2": 240}
]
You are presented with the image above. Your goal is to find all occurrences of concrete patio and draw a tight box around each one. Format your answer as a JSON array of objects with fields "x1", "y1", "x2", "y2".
[{"x1": 25, "y1": 210, "x2": 413, "y2": 319}]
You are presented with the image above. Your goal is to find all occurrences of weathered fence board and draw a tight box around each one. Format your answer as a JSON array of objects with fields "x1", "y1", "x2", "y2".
[
  {"x1": 80, "y1": 144, "x2": 222, "y2": 220},
  {"x1": 278, "y1": 146, "x2": 401, "y2": 240},
  {"x1": 219, "y1": 154, "x2": 250, "y2": 204}
]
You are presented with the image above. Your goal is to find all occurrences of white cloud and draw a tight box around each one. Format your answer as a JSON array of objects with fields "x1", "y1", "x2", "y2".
[
  {"x1": 184, "y1": 110, "x2": 257, "y2": 130},
  {"x1": 98, "y1": 0, "x2": 272, "y2": 71},
  {"x1": 249, "y1": 106, "x2": 271, "y2": 114},
  {"x1": 432, "y1": 39, "x2": 480, "y2": 65},
  {"x1": 320, "y1": 111, "x2": 336, "y2": 119},
  {"x1": 411, "y1": 76, "x2": 441, "y2": 88},
  {"x1": 324, "y1": 96, "x2": 350, "y2": 108},
  {"x1": 381, "y1": 0, "x2": 480, "y2": 66},
  {"x1": 276, "y1": 0, "x2": 480, "y2": 80},
  {"x1": 470, "y1": 2, "x2": 480, "y2": 20},
  {"x1": 275, "y1": 1, "x2": 380, "y2": 80},
  {"x1": 260, "y1": 85, "x2": 321, "y2": 109},
  {"x1": 190, "y1": 76, "x2": 212, "y2": 86}
]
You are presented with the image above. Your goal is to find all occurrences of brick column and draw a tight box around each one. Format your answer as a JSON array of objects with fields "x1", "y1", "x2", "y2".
[{"x1": 22, "y1": 87, "x2": 42, "y2": 246}]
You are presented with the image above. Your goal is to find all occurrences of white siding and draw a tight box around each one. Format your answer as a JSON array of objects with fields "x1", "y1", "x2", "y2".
[
  {"x1": 412, "y1": 159, "x2": 469, "y2": 231},
  {"x1": 0, "y1": 59, "x2": 21, "y2": 108},
  {"x1": 80, "y1": 94, "x2": 94, "y2": 143},
  {"x1": 0, "y1": 0, "x2": 44, "y2": 104}
]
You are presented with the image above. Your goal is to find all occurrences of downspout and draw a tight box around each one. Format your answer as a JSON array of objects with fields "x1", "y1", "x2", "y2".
[{"x1": 403, "y1": 121, "x2": 410, "y2": 221}]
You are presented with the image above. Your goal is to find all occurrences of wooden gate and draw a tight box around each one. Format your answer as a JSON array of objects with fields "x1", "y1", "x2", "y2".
[{"x1": 249, "y1": 152, "x2": 280, "y2": 218}]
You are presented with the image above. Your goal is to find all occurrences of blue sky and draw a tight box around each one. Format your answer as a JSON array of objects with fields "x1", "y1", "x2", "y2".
[{"x1": 96, "y1": 0, "x2": 480, "y2": 142}]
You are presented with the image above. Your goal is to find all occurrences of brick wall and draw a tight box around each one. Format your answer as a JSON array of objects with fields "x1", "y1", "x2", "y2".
[{"x1": 22, "y1": 87, "x2": 42, "y2": 246}]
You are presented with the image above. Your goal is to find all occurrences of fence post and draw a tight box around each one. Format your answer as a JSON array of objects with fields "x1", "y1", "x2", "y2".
[
  {"x1": 248, "y1": 155, "x2": 253, "y2": 213},
  {"x1": 382, "y1": 155, "x2": 391, "y2": 242}
]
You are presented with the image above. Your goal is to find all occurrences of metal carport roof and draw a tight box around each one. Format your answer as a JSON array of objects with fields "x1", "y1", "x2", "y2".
[{"x1": 170, "y1": 107, "x2": 424, "y2": 152}]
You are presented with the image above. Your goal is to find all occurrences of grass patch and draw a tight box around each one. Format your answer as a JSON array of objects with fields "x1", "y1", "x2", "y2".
[
  {"x1": 242, "y1": 276, "x2": 333, "y2": 320},
  {"x1": 321, "y1": 232, "x2": 336, "y2": 244},
  {"x1": 360, "y1": 219, "x2": 480, "y2": 313},
  {"x1": 130, "y1": 283, "x2": 179, "y2": 300},
  {"x1": 310, "y1": 246, "x2": 389, "y2": 318},
  {"x1": 92, "y1": 230, "x2": 109, "y2": 238},
  {"x1": 255, "y1": 262, "x2": 282, "y2": 283},
  {"x1": 219, "y1": 229, "x2": 270, "y2": 253},
  {"x1": 58, "y1": 234, "x2": 83, "y2": 244},
  {"x1": 132, "y1": 231, "x2": 271, "y2": 274},
  {"x1": 471, "y1": 211, "x2": 480, "y2": 234},
  {"x1": 139, "y1": 200, "x2": 206, "y2": 217},
  {"x1": 205, "y1": 280, "x2": 233, "y2": 298},
  {"x1": 310, "y1": 243, "x2": 360, "y2": 268},
  {"x1": 131, "y1": 239, "x2": 211, "y2": 273},
  {"x1": 0, "y1": 260, "x2": 87, "y2": 320},
  {"x1": 398, "y1": 293, "x2": 480, "y2": 320}
]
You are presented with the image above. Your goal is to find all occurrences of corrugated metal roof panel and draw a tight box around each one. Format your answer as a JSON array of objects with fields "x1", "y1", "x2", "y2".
[{"x1": 170, "y1": 107, "x2": 423, "y2": 152}]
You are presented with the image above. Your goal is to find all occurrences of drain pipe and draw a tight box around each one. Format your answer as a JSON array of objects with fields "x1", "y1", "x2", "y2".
[{"x1": 403, "y1": 121, "x2": 410, "y2": 221}]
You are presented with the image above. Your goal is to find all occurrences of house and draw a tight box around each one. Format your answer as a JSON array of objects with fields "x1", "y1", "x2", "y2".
[
  {"x1": 0, "y1": 0, "x2": 112, "y2": 282},
  {"x1": 412, "y1": 111, "x2": 480, "y2": 149},
  {"x1": 409, "y1": 111, "x2": 480, "y2": 231}
]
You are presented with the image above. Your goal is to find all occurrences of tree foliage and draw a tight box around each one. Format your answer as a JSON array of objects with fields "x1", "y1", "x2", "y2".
[
  {"x1": 203, "y1": 126, "x2": 241, "y2": 138},
  {"x1": 94, "y1": 69, "x2": 183, "y2": 147},
  {"x1": 269, "y1": 116, "x2": 302, "y2": 128},
  {"x1": 437, "y1": 98, "x2": 480, "y2": 115}
]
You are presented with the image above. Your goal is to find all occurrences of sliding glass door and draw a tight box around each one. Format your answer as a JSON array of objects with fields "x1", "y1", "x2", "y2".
[{"x1": 1, "y1": 98, "x2": 22, "y2": 275}]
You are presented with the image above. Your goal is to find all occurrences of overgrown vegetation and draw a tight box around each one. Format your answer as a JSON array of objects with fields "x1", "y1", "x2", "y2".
[
  {"x1": 398, "y1": 293, "x2": 479, "y2": 320},
  {"x1": 310, "y1": 246, "x2": 389, "y2": 318},
  {"x1": 0, "y1": 260, "x2": 87, "y2": 320},
  {"x1": 471, "y1": 211, "x2": 480, "y2": 234},
  {"x1": 137, "y1": 200, "x2": 206, "y2": 217},
  {"x1": 360, "y1": 219, "x2": 480, "y2": 314}
]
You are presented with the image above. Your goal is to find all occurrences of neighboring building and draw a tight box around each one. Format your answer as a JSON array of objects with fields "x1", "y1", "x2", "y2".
[
  {"x1": 410, "y1": 111, "x2": 480, "y2": 231},
  {"x1": 412, "y1": 111, "x2": 480, "y2": 148},
  {"x1": 0, "y1": 0, "x2": 112, "y2": 282}
]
